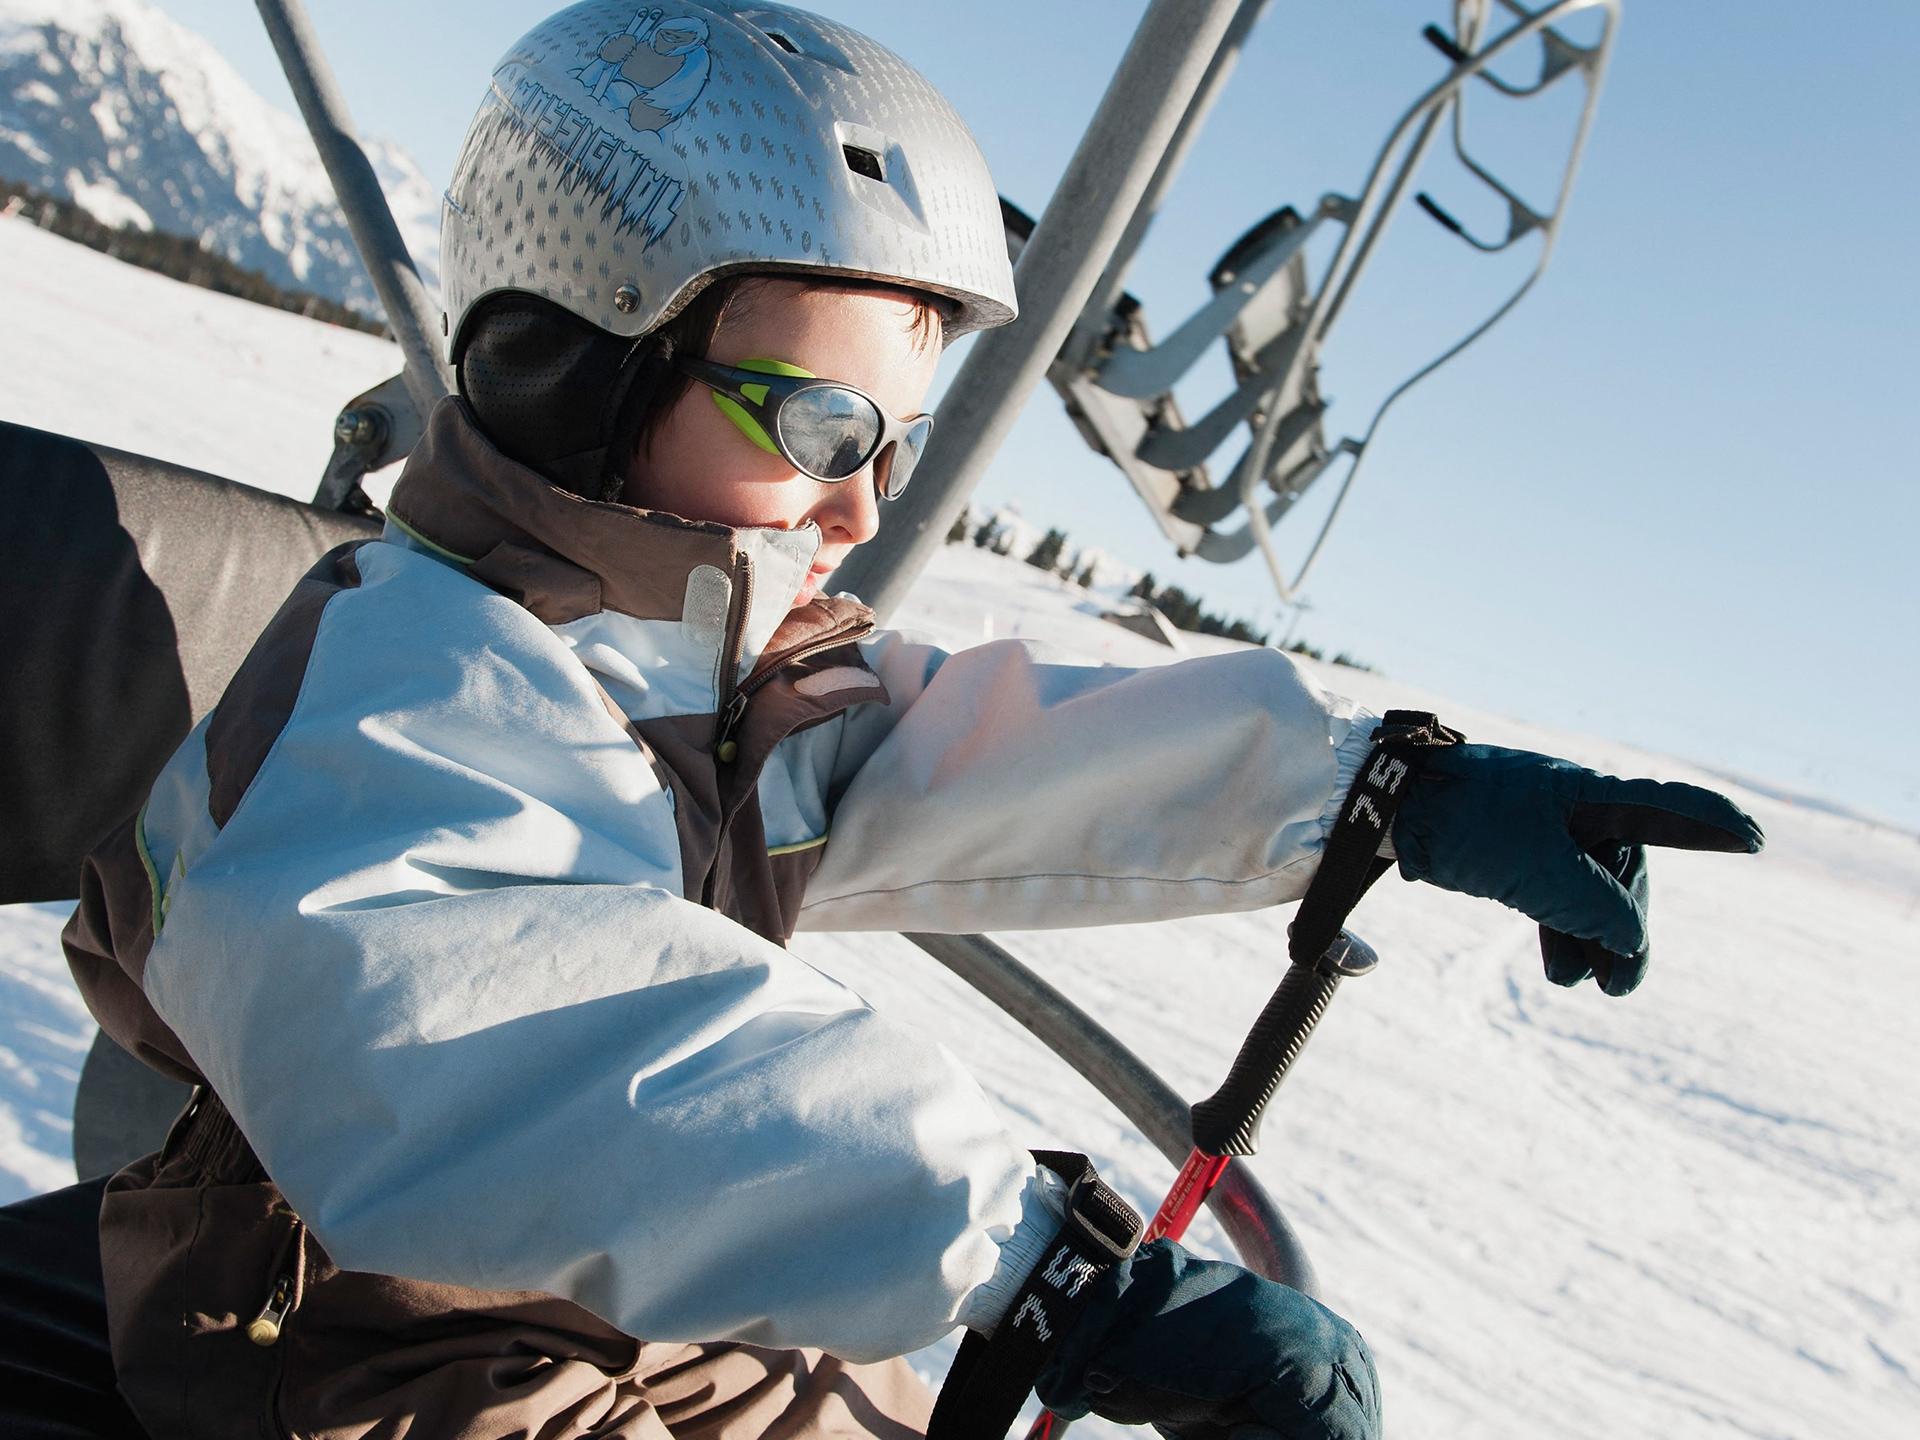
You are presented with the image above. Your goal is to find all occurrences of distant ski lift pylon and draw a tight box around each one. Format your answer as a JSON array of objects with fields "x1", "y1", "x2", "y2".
[{"x1": 1010, "y1": 0, "x2": 1619, "y2": 604}]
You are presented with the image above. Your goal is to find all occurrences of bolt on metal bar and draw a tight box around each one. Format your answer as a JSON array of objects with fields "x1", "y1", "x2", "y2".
[
  {"x1": 253, "y1": 0, "x2": 451, "y2": 420},
  {"x1": 833, "y1": 0, "x2": 1249, "y2": 623}
]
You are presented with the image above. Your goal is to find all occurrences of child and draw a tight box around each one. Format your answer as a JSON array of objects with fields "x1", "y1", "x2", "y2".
[{"x1": 41, "y1": 4, "x2": 1760, "y2": 1438}]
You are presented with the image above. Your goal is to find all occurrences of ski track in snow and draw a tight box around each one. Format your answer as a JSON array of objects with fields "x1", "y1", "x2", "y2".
[{"x1": 3, "y1": 217, "x2": 1917, "y2": 1439}]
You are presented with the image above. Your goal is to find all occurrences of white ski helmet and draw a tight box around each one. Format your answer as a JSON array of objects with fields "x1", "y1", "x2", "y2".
[{"x1": 440, "y1": 0, "x2": 1019, "y2": 359}]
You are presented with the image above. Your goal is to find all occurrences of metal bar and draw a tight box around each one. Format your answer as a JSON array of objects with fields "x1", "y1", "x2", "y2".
[
  {"x1": 1060, "y1": 0, "x2": 1275, "y2": 374},
  {"x1": 834, "y1": 0, "x2": 1248, "y2": 623},
  {"x1": 253, "y1": 0, "x2": 451, "y2": 419},
  {"x1": 906, "y1": 931, "x2": 1319, "y2": 1295}
]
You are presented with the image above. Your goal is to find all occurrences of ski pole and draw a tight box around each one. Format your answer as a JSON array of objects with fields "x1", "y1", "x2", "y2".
[{"x1": 1023, "y1": 929, "x2": 1378, "y2": 1440}]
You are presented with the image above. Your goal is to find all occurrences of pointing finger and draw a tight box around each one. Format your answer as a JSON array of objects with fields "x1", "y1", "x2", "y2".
[{"x1": 1569, "y1": 776, "x2": 1764, "y2": 854}]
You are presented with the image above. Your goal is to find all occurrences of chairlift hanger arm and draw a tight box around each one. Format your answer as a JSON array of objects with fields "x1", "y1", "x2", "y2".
[
  {"x1": 1063, "y1": 0, "x2": 1278, "y2": 377},
  {"x1": 254, "y1": 0, "x2": 449, "y2": 416}
]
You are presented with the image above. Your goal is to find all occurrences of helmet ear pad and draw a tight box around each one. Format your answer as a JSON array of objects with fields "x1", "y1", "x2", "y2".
[{"x1": 454, "y1": 293, "x2": 661, "y2": 500}]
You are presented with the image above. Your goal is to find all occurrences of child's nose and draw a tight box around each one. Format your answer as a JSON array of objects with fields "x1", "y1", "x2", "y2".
[{"x1": 814, "y1": 466, "x2": 882, "y2": 546}]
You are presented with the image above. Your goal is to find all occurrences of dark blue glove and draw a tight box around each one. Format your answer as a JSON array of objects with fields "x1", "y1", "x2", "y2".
[
  {"x1": 1391, "y1": 744, "x2": 1764, "y2": 995},
  {"x1": 1036, "y1": 1239, "x2": 1380, "y2": 1440}
]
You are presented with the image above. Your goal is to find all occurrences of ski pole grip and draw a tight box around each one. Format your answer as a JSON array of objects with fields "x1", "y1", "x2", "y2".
[{"x1": 1188, "y1": 932, "x2": 1377, "y2": 1157}]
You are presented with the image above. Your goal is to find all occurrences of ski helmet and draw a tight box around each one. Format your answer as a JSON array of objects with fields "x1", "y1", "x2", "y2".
[{"x1": 439, "y1": 0, "x2": 1018, "y2": 356}]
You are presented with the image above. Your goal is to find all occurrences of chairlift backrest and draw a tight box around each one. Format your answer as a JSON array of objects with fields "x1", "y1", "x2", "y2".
[{"x1": 0, "y1": 421, "x2": 377, "y2": 905}]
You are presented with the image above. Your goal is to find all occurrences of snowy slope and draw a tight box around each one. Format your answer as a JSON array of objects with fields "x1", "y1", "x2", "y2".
[
  {"x1": 2, "y1": 222, "x2": 1916, "y2": 1440},
  {"x1": 0, "y1": 0, "x2": 439, "y2": 316}
]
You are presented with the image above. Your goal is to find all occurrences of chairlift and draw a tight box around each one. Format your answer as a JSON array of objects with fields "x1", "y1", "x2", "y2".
[
  {"x1": 3, "y1": 0, "x2": 1620, "y2": 1328},
  {"x1": 1037, "y1": 0, "x2": 1619, "y2": 602}
]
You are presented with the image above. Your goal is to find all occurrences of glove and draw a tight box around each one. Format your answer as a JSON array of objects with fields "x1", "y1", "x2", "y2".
[
  {"x1": 1391, "y1": 744, "x2": 1764, "y2": 995},
  {"x1": 1036, "y1": 1239, "x2": 1380, "y2": 1440}
]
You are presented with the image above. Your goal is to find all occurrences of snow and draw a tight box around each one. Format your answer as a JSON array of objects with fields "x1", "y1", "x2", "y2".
[
  {"x1": 63, "y1": 168, "x2": 151, "y2": 229},
  {"x1": 0, "y1": 0, "x2": 441, "y2": 316},
  {"x1": 0, "y1": 214, "x2": 400, "y2": 493},
  {"x1": 3, "y1": 223, "x2": 1917, "y2": 1439}
]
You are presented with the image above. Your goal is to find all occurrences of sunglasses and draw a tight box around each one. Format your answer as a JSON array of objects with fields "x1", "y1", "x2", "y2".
[{"x1": 675, "y1": 355, "x2": 934, "y2": 500}]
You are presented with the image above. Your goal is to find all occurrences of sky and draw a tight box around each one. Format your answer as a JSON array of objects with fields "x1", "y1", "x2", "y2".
[{"x1": 145, "y1": 0, "x2": 1920, "y2": 830}]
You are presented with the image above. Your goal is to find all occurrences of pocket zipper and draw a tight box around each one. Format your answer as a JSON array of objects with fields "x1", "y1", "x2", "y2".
[{"x1": 247, "y1": 1219, "x2": 307, "y2": 1347}]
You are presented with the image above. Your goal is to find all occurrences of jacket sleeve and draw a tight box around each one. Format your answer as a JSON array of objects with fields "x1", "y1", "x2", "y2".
[
  {"x1": 794, "y1": 630, "x2": 1377, "y2": 933},
  {"x1": 129, "y1": 544, "x2": 1036, "y2": 1363}
]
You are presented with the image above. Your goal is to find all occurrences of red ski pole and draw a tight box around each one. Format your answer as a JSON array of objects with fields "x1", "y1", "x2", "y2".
[{"x1": 1024, "y1": 930, "x2": 1378, "y2": 1440}]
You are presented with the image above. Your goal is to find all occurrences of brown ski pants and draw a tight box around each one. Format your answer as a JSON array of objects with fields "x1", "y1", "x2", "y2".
[{"x1": 0, "y1": 1176, "x2": 937, "y2": 1440}]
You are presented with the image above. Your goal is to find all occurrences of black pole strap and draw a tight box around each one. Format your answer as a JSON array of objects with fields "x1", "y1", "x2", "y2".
[
  {"x1": 928, "y1": 1152, "x2": 1143, "y2": 1440},
  {"x1": 1288, "y1": 710, "x2": 1464, "y2": 965}
]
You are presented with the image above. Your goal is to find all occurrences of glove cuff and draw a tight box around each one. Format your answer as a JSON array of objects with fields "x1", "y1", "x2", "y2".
[
  {"x1": 929, "y1": 1152, "x2": 1142, "y2": 1440},
  {"x1": 1291, "y1": 709, "x2": 1465, "y2": 964}
]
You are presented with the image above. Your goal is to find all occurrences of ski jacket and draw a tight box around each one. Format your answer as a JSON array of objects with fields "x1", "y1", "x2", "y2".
[{"x1": 63, "y1": 398, "x2": 1378, "y2": 1438}]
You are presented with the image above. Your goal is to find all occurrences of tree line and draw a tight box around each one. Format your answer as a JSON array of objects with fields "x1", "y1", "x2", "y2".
[
  {"x1": 1, "y1": 179, "x2": 389, "y2": 337},
  {"x1": 1124, "y1": 571, "x2": 1270, "y2": 647},
  {"x1": 950, "y1": 512, "x2": 1303, "y2": 652}
]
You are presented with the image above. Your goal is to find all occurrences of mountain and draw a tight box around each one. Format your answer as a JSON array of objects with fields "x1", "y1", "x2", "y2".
[{"x1": 0, "y1": 0, "x2": 438, "y2": 318}]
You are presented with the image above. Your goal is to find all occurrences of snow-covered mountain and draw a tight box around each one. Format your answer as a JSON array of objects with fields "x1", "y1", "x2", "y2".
[{"x1": 0, "y1": 0, "x2": 438, "y2": 318}]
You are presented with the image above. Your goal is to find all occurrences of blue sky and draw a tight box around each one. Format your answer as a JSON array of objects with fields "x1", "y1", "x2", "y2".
[{"x1": 162, "y1": 0, "x2": 1920, "y2": 829}]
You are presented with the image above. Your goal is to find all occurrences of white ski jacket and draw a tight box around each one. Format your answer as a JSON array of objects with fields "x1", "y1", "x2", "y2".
[{"x1": 66, "y1": 400, "x2": 1376, "y2": 1413}]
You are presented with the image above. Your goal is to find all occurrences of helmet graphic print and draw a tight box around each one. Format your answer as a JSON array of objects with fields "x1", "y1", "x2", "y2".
[{"x1": 439, "y1": 0, "x2": 1019, "y2": 359}]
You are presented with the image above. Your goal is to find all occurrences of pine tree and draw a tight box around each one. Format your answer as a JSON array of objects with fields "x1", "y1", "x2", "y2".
[{"x1": 1026, "y1": 528, "x2": 1068, "y2": 572}]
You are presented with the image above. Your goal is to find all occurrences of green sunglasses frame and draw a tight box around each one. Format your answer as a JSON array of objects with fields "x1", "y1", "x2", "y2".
[{"x1": 674, "y1": 354, "x2": 934, "y2": 500}]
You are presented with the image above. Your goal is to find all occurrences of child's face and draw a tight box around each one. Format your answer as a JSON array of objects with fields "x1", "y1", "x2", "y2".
[{"x1": 624, "y1": 278, "x2": 942, "y2": 608}]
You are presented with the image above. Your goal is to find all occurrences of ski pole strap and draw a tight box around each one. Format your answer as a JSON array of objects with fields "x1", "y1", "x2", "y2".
[
  {"x1": 1289, "y1": 710, "x2": 1465, "y2": 965},
  {"x1": 927, "y1": 1152, "x2": 1143, "y2": 1440}
]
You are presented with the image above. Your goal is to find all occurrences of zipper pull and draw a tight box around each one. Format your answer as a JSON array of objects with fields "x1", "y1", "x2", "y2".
[
  {"x1": 247, "y1": 1271, "x2": 295, "y2": 1347},
  {"x1": 716, "y1": 690, "x2": 749, "y2": 764}
]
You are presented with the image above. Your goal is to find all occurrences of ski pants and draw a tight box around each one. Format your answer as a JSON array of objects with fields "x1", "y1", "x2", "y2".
[
  {"x1": 0, "y1": 1175, "x2": 142, "y2": 1439},
  {"x1": 0, "y1": 1176, "x2": 938, "y2": 1439}
]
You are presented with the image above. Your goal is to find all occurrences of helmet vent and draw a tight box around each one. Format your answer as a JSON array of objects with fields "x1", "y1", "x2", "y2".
[
  {"x1": 763, "y1": 29, "x2": 800, "y2": 54},
  {"x1": 842, "y1": 145, "x2": 886, "y2": 183}
]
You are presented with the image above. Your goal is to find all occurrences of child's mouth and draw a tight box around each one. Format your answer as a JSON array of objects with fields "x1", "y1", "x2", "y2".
[{"x1": 796, "y1": 564, "x2": 834, "y2": 603}]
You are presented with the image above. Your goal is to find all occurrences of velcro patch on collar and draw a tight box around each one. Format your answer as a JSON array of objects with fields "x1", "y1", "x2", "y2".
[{"x1": 791, "y1": 665, "x2": 879, "y2": 699}]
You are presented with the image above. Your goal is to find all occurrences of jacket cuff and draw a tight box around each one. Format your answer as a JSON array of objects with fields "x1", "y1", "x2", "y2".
[
  {"x1": 956, "y1": 1165, "x2": 1070, "y2": 1337},
  {"x1": 1316, "y1": 708, "x2": 1383, "y2": 852}
]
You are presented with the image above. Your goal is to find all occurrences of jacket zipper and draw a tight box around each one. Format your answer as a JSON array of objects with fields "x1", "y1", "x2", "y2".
[
  {"x1": 713, "y1": 619, "x2": 876, "y2": 764},
  {"x1": 711, "y1": 553, "x2": 755, "y2": 764}
]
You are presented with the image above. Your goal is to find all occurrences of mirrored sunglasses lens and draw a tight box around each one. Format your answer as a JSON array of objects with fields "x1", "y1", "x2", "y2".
[
  {"x1": 878, "y1": 417, "x2": 934, "y2": 500},
  {"x1": 778, "y1": 387, "x2": 882, "y2": 479}
]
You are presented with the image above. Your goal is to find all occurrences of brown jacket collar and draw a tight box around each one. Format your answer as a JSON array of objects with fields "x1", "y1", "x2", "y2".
[{"x1": 384, "y1": 397, "x2": 873, "y2": 670}]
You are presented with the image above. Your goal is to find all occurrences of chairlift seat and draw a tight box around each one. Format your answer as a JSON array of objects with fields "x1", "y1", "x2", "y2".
[{"x1": 0, "y1": 420, "x2": 377, "y2": 1176}]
